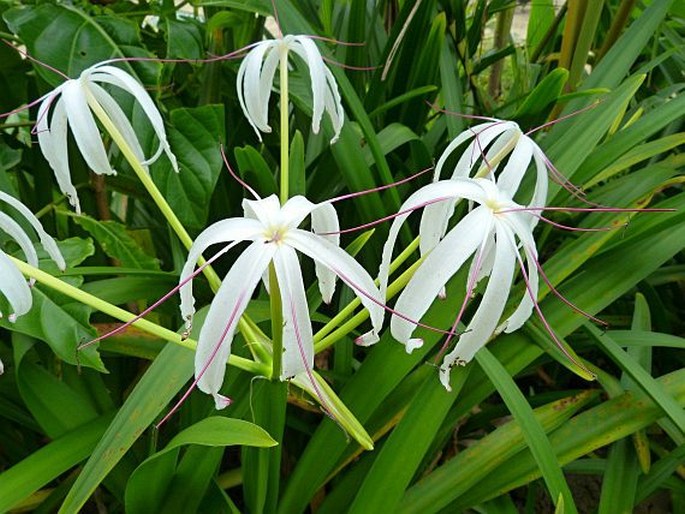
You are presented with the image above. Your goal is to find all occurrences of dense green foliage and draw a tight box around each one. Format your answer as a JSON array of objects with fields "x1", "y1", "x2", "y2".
[{"x1": 0, "y1": 0, "x2": 683, "y2": 513}]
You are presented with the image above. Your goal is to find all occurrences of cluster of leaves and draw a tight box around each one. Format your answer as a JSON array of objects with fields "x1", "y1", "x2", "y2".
[{"x1": 0, "y1": 0, "x2": 683, "y2": 513}]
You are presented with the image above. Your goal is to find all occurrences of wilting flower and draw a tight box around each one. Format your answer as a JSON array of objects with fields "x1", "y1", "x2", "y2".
[
  {"x1": 180, "y1": 194, "x2": 383, "y2": 408},
  {"x1": 36, "y1": 61, "x2": 178, "y2": 212},
  {"x1": 379, "y1": 177, "x2": 539, "y2": 389},
  {"x1": 236, "y1": 35, "x2": 344, "y2": 143},
  {"x1": 420, "y1": 119, "x2": 550, "y2": 258},
  {"x1": 0, "y1": 191, "x2": 66, "y2": 373}
]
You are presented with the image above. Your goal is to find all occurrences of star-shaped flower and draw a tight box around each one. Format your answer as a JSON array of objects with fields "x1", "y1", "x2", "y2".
[
  {"x1": 236, "y1": 35, "x2": 344, "y2": 143},
  {"x1": 180, "y1": 194, "x2": 383, "y2": 408},
  {"x1": 379, "y1": 177, "x2": 539, "y2": 389},
  {"x1": 36, "y1": 61, "x2": 178, "y2": 212}
]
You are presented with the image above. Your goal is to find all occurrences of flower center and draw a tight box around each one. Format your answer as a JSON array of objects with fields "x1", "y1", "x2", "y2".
[{"x1": 265, "y1": 226, "x2": 287, "y2": 245}]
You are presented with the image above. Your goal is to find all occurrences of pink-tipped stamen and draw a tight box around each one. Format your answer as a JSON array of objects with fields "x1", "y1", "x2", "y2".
[
  {"x1": 525, "y1": 100, "x2": 602, "y2": 136},
  {"x1": 78, "y1": 242, "x2": 237, "y2": 350},
  {"x1": 220, "y1": 144, "x2": 261, "y2": 200},
  {"x1": 427, "y1": 101, "x2": 499, "y2": 123},
  {"x1": 306, "y1": 35, "x2": 367, "y2": 47},
  {"x1": 156, "y1": 291, "x2": 247, "y2": 428},
  {"x1": 499, "y1": 205, "x2": 674, "y2": 214},
  {"x1": 328, "y1": 166, "x2": 433, "y2": 204},
  {"x1": 532, "y1": 255, "x2": 609, "y2": 328},
  {"x1": 532, "y1": 213, "x2": 625, "y2": 233},
  {"x1": 321, "y1": 55, "x2": 379, "y2": 71},
  {"x1": 513, "y1": 246, "x2": 595, "y2": 377}
]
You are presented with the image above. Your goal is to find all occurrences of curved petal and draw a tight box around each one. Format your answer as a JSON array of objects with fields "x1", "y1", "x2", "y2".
[
  {"x1": 528, "y1": 145, "x2": 550, "y2": 226},
  {"x1": 290, "y1": 36, "x2": 326, "y2": 134},
  {"x1": 37, "y1": 96, "x2": 81, "y2": 212},
  {"x1": 380, "y1": 179, "x2": 488, "y2": 300},
  {"x1": 89, "y1": 83, "x2": 148, "y2": 169},
  {"x1": 0, "y1": 191, "x2": 65, "y2": 270},
  {"x1": 242, "y1": 195, "x2": 281, "y2": 228},
  {"x1": 322, "y1": 65, "x2": 344, "y2": 143},
  {"x1": 310, "y1": 202, "x2": 340, "y2": 303},
  {"x1": 195, "y1": 242, "x2": 275, "y2": 408},
  {"x1": 241, "y1": 41, "x2": 275, "y2": 136},
  {"x1": 0, "y1": 249, "x2": 32, "y2": 321},
  {"x1": 0, "y1": 212, "x2": 39, "y2": 269},
  {"x1": 288, "y1": 230, "x2": 384, "y2": 341},
  {"x1": 62, "y1": 80, "x2": 113, "y2": 175},
  {"x1": 418, "y1": 198, "x2": 456, "y2": 257},
  {"x1": 278, "y1": 195, "x2": 321, "y2": 229},
  {"x1": 497, "y1": 135, "x2": 533, "y2": 197},
  {"x1": 256, "y1": 45, "x2": 281, "y2": 128},
  {"x1": 451, "y1": 124, "x2": 517, "y2": 180},
  {"x1": 88, "y1": 65, "x2": 178, "y2": 172},
  {"x1": 439, "y1": 222, "x2": 516, "y2": 390},
  {"x1": 273, "y1": 245, "x2": 314, "y2": 380},
  {"x1": 391, "y1": 207, "x2": 490, "y2": 351},
  {"x1": 179, "y1": 218, "x2": 264, "y2": 326}
]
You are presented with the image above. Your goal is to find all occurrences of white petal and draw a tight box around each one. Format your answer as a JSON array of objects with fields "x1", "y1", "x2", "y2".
[
  {"x1": 311, "y1": 202, "x2": 340, "y2": 303},
  {"x1": 37, "y1": 95, "x2": 81, "y2": 212},
  {"x1": 418, "y1": 198, "x2": 456, "y2": 257},
  {"x1": 273, "y1": 245, "x2": 314, "y2": 380},
  {"x1": 242, "y1": 195, "x2": 281, "y2": 228},
  {"x1": 238, "y1": 41, "x2": 274, "y2": 137},
  {"x1": 179, "y1": 218, "x2": 263, "y2": 327},
  {"x1": 62, "y1": 80, "x2": 113, "y2": 175},
  {"x1": 529, "y1": 145, "x2": 550, "y2": 224},
  {"x1": 0, "y1": 212, "x2": 39, "y2": 270},
  {"x1": 195, "y1": 242, "x2": 274, "y2": 408},
  {"x1": 0, "y1": 192, "x2": 66, "y2": 271},
  {"x1": 439, "y1": 222, "x2": 516, "y2": 390},
  {"x1": 89, "y1": 65, "x2": 178, "y2": 172},
  {"x1": 322, "y1": 65, "x2": 344, "y2": 143},
  {"x1": 279, "y1": 195, "x2": 321, "y2": 229},
  {"x1": 391, "y1": 207, "x2": 490, "y2": 349},
  {"x1": 451, "y1": 124, "x2": 515, "y2": 179},
  {"x1": 0, "y1": 249, "x2": 32, "y2": 320},
  {"x1": 497, "y1": 135, "x2": 533, "y2": 197},
  {"x1": 290, "y1": 36, "x2": 327, "y2": 134},
  {"x1": 288, "y1": 230, "x2": 384, "y2": 341},
  {"x1": 380, "y1": 179, "x2": 488, "y2": 301},
  {"x1": 257, "y1": 46, "x2": 281, "y2": 129},
  {"x1": 89, "y1": 83, "x2": 148, "y2": 168}
]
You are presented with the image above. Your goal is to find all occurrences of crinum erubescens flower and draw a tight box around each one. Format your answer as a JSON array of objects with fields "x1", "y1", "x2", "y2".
[
  {"x1": 236, "y1": 35, "x2": 344, "y2": 143},
  {"x1": 180, "y1": 194, "x2": 383, "y2": 408},
  {"x1": 36, "y1": 61, "x2": 178, "y2": 212},
  {"x1": 0, "y1": 191, "x2": 66, "y2": 373},
  {"x1": 420, "y1": 119, "x2": 550, "y2": 260},
  {"x1": 379, "y1": 177, "x2": 540, "y2": 389}
]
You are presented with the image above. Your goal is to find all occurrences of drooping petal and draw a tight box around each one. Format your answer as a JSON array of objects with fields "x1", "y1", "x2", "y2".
[
  {"x1": 310, "y1": 202, "x2": 340, "y2": 303},
  {"x1": 37, "y1": 95, "x2": 81, "y2": 212},
  {"x1": 61, "y1": 79, "x2": 114, "y2": 175},
  {"x1": 237, "y1": 41, "x2": 275, "y2": 138},
  {"x1": 496, "y1": 135, "x2": 533, "y2": 197},
  {"x1": 88, "y1": 65, "x2": 178, "y2": 172},
  {"x1": 288, "y1": 230, "x2": 384, "y2": 342},
  {"x1": 439, "y1": 222, "x2": 517, "y2": 390},
  {"x1": 391, "y1": 207, "x2": 491, "y2": 351},
  {"x1": 0, "y1": 249, "x2": 32, "y2": 321},
  {"x1": 290, "y1": 36, "x2": 327, "y2": 134},
  {"x1": 322, "y1": 65, "x2": 344, "y2": 143},
  {"x1": 242, "y1": 195, "x2": 282, "y2": 228},
  {"x1": 0, "y1": 191, "x2": 66, "y2": 271},
  {"x1": 273, "y1": 245, "x2": 314, "y2": 380},
  {"x1": 0, "y1": 212, "x2": 39, "y2": 270},
  {"x1": 88, "y1": 83, "x2": 148, "y2": 168},
  {"x1": 451, "y1": 124, "x2": 518, "y2": 180},
  {"x1": 195, "y1": 242, "x2": 275, "y2": 408},
  {"x1": 381, "y1": 179, "x2": 488, "y2": 300},
  {"x1": 529, "y1": 145, "x2": 550, "y2": 214},
  {"x1": 179, "y1": 218, "x2": 263, "y2": 327}
]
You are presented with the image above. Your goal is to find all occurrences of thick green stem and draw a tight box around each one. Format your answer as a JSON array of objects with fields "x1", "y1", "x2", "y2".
[
  {"x1": 12, "y1": 257, "x2": 266, "y2": 376},
  {"x1": 85, "y1": 90, "x2": 222, "y2": 293}
]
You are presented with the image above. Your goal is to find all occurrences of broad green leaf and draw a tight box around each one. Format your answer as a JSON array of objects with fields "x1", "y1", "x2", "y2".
[
  {"x1": 235, "y1": 145, "x2": 278, "y2": 198},
  {"x1": 362, "y1": 123, "x2": 419, "y2": 166},
  {"x1": 3, "y1": 4, "x2": 157, "y2": 85},
  {"x1": 73, "y1": 215, "x2": 160, "y2": 270},
  {"x1": 125, "y1": 418, "x2": 276, "y2": 514},
  {"x1": 164, "y1": 18, "x2": 204, "y2": 60},
  {"x1": 0, "y1": 415, "x2": 112, "y2": 513},
  {"x1": 527, "y1": 0, "x2": 555, "y2": 53},
  {"x1": 514, "y1": 68, "x2": 568, "y2": 127},
  {"x1": 289, "y1": 130, "x2": 306, "y2": 197},
  {"x1": 151, "y1": 105, "x2": 226, "y2": 229}
]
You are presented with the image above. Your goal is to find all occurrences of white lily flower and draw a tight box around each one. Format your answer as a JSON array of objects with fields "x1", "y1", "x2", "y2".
[
  {"x1": 379, "y1": 177, "x2": 539, "y2": 390},
  {"x1": 420, "y1": 119, "x2": 549, "y2": 259},
  {"x1": 0, "y1": 191, "x2": 66, "y2": 374},
  {"x1": 236, "y1": 35, "x2": 344, "y2": 143},
  {"x1": 36, "y1": 61, "x2": 179, "y2": 213},
  {"x1": 179, "y1": 194, "x2": 383, "y2": 409}
]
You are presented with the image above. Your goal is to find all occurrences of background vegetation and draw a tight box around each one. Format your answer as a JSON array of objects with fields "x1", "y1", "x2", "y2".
[{"x1": 0, "y1": 0, "x2": 683, "y2": 512}]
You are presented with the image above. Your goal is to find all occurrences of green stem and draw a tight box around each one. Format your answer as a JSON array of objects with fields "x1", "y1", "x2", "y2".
[
  {"x1": 279, "y1": 46, "x2": 290, "y2": 205},
  {"x1": 85, "y1": 89, "x2": 222, "y2": 293},
  {"x1": 12, "y1": 257, "x2": 267, "y2": 376},
  {"x1": 269, "y1": 264, "x2": 284, "y2": 380}
]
